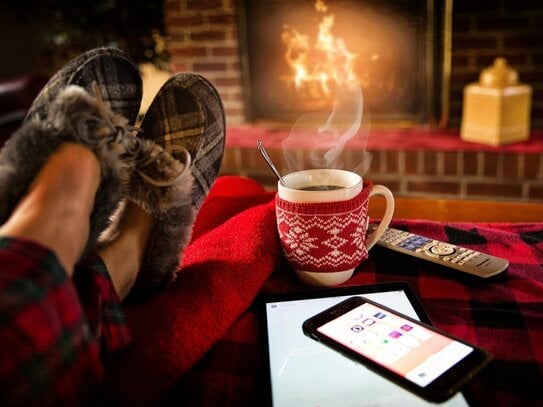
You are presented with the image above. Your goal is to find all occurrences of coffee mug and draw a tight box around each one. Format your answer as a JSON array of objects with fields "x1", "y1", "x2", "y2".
[{"x1": 275, "y1": 169, "x2": 394, "y2": 286}]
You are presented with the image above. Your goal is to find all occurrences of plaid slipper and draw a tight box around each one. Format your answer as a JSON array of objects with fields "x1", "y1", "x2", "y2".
[
  {"x1": 0, "y1": 85, "x2": 139, "y2": 257},
  {"x1": 139, "y1": 73, "x2": 225, "y2": 211},
  {"x1": 25, "y1": 47, "x2": 142, "y2": 126},
  {"x1": 126, "y1": 140, "x2": 195, "y2": 298}
]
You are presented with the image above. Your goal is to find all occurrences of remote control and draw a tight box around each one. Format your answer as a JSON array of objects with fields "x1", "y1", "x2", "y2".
[{"x1": 370, "y1": 225, "x2": 509, "y2": 278}]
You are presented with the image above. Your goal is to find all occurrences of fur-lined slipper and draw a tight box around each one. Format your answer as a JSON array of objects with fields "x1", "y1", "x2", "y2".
[
  {"x1": 139, "y1": 73, "x2": 225, "y2": 211},
  {"x1": 127, "y1": 139, "x2": 195, "y2": 298},
  {"x1": 25, "y1": 47, "x2": 142, "y2": 126},
  {"x1": 0, "y1": 85, "x2": 138, "y2": 255}
]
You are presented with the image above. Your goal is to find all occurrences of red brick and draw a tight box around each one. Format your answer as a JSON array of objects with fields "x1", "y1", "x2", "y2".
[
  {"x1": 452, "y1": 54, "x2": 469, "y2": 68},
  {"x1": 215, "y1": 77, "x2": 242, "y2": 87},
  {"x1": 528, "y1": 185, "x2": 543, "y2": 200},
  {"x1": 466, "y1": 182, "x2": 523, "y2": 198},
  {"x1": 187, "y1": 0, "x2": 222, "y2": 10},
  {"x1": 423, "y1": 152, "x2": 438, "y2": 175},
  {"x1": 533, "y1": 88, "x2": 543, "y2": 99},
  {"x1": 504, "y1": 34, "x2": 543, "y2": 49},
  {"x1": 451, "y1": 15, "x2": 472, "y2": 32},
  {"x1": 524, "y1": 154, "x2": 542, "y2": 179},
  {"x1": 407, "y1": 180, "x2": 460, "y2": 195},
  {"x1": 385, "y1": 151, "x2": 399, "y2": 173},
  {"x1": 368, "y1": 150, "x2": 382, "y2": 173},
  {"x1": 240, "y1": 146, "x2": 269, "y2": 171},
  {"x1": 208, "y1": 13, "x2": 236, "y2": 25},
  {"x1": 170, "y1": 62, "x2": 189, "y2": 72},
  {"x1": 166, "y1": 15, "x2": 204, "y2": 27},
  {"x1": 483, "y1": 153, "x2": 499, "y2": 177},
  {"x1": 190, "y1": 30, "x2": 226, "y2": 42},
  {"x1": 404, "y1": 151, "x2": 419, "y2": 175},
  {"x1": 534, "y1": 52, "x2": 543, "y2": 65},
  {"x1": 165, "y1": 0, "x2": 181, "y2": 13},
  {"x1": 348, "y1": 149, "x2": 373, "y2": 174},
  {"x1": 169, "y1": 46, "x2": 207, "y2": 57},
  {"x1": 453, "y1": 0, "x2": 499, "y2": 14},
  {"x1": 519, "y1": 71, "x2": 543, "y2": 84},
  {"x1": 450, "y1": 72, "x2": 479, "y2": 86},
  {"x1": 475, "y1": 54, "x2": 528, "y2": 67},
  {"x1": 211, "y1": 46, "x2": 238, "y2": 56},
  {"x1": 193, "y1": 62, "x2": 227, "y2": 71},
  {"x1": 475, "y1": 16, "x2": 529, "y2": 31},
  {"x1": 502, "y1": 154, "x2": 519, "y2": 179},
  {"x1": 367, "y1": 178, "x2": 400, "y2": 194},
  {"x1": 443, "y1": 152, "x2": 458, "y2": 176},
  {"x1": 224, "y1": 107, "x2": 244, "y2": 116},
  {"x1": 453, "y1": 35, "x2": 498, "y2": 50},
  {"x1": 221, "y1": 147, "x2": 239, "y2": 168}
]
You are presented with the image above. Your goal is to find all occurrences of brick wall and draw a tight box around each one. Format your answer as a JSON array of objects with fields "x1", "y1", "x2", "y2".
[
  {"x1": 165, "y1": 0, "x2": 543, "y2": 202},
  {"x1": 165, "y1": 0, "x2": 543, "y2": 129},
  {"x1": 165, "y1": 0, "x2": 244, "y2": 124},
  {"x1": 449, "y1": 0, "x2": 543, "y2": 129}
]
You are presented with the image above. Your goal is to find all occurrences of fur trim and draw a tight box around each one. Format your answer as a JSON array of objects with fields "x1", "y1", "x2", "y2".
[
  {"x1": 0, "y1": 85, "x2": 137, "y2": 255},
  {"x1": 128, "y1": 140, "x2": 195, "y2": 298}
]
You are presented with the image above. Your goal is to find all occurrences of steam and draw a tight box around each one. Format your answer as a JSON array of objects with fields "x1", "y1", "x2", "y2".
[
  {"x1": 280, "y1": 0, "x2": 372, "y2": 177},
  {"x1": 282, "y1": 80, "x2": 372, "y2": 175}
]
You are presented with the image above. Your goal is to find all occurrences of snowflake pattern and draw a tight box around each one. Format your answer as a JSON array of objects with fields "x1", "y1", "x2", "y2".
[{"x1": 276, "y1": 200, "x2": 370, "y2": 272}]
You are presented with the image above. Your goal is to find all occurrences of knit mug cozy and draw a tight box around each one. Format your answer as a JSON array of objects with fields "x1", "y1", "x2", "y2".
[{"x1": 275, "y1": 170, "x2": 394, "y2": 286}]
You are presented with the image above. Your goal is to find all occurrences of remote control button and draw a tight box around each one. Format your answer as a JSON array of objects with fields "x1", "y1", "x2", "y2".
[{"x1": 429, "y1": 244, "x2": 456, "y2": 256}]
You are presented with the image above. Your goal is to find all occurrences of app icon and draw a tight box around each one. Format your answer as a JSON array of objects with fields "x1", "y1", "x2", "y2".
[
  {"x1": 374, "y1": 312, "x2": 387, "y2": 319},
  {"x1": 389, "y1": 331, "x2": 402, "y2": 339},
  {"x1": 401, "y1": 324, "x2": 413, "y2": 331},
  {"x1": 351, "y1": 325, "x2": 364, "y2": 333},
  {"x1": 363, "y1": 318, "x2": 375, "y2": 326}
]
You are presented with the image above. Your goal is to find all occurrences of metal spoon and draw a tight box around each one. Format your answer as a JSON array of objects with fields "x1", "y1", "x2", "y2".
[{"x1": 257, "y1": 140, "x2": 288, "y2": 187}]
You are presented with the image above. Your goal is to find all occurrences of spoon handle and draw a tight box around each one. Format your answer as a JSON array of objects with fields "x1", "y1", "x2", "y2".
[{"x1": 257, "y1": 140, "x2": 288, "y2": 187}]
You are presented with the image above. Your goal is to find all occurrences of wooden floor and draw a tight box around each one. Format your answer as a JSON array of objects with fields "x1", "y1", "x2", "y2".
[{"x1": 369, "y1": 196, "x2": 543, "y2": 223}]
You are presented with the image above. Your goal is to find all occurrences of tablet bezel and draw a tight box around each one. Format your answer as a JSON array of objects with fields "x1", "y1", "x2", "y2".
[{"x1": 256, "y1": 281, "x2": 434, "y2": 406}]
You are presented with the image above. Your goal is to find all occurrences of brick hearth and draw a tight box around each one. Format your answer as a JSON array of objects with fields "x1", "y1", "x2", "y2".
[{"x1": 223, "y1": 128, "x2": 543, "y2": 202}]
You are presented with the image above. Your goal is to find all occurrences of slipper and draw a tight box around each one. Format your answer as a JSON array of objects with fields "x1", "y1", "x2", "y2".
[
  {"x1": 0, "y1": 47, "x2": 142, "y2": 256},
  {"x1": 124, "y1": 73, "x2": 225, "y2": 298},
  {"x1": 139, "y1": 72, "x2": 225, "y2": 211},
  {"x1": 0, "y1": 85, "x2": 139, "y2": 256},
  {"x1": 25, "y1": 47, "x2": 142, "y2": 126},
  {"x1": 126, "y1": 140, "x2": 195, "y2": 298}
]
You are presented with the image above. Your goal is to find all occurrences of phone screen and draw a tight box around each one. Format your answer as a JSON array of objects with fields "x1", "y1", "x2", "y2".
[{"x1": 317, "y1": 301, "x2": 474, "y2": 388}]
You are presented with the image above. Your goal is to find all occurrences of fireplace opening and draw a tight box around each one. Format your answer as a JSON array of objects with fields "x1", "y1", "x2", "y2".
[{"x1": 237, "y1": 0, "x2": 450, "y2": 128}]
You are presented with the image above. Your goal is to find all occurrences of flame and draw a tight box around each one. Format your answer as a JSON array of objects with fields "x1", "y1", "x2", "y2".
[{"x1": 282, "y1": 0, "x2": 358, "y2": 98}]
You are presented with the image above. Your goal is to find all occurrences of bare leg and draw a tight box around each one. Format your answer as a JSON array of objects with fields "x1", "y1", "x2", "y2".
[
  {"x1": 96, "y1": 202, "x2": 154, "y2": 300},
  {"x1": 0, "y1": 143, "x2": 100, "y2": 274}
]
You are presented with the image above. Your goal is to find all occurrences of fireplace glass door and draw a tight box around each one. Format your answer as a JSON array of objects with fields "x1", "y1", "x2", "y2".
[{"x1": 237, "y1": 0, "x2": 450, "y2": 127}]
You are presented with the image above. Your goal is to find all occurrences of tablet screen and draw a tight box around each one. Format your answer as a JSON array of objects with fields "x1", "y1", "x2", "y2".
[{"x1": 259, "y1": 283, "x2": 469, "y2": 406}]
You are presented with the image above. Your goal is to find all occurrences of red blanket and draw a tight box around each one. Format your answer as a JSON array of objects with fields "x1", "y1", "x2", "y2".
[{"x1": 109, "y1": 175, "x2": 543, "y2": 406}]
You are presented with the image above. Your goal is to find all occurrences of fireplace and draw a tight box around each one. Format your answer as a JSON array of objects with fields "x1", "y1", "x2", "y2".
[
  {"x1": 237, "y1": 0, "x2": 451, "y2": 127},
  {"x1": 163, "y1": 0, "x2": 543, "y2": 202}
]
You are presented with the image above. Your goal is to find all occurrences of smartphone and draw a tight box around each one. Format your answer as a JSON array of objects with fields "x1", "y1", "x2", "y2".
[{"x1": 302, "y1": 296, "x2": 492, "y2": 403}]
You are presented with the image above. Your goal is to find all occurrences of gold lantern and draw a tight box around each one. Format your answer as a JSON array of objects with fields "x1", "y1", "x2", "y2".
[{"x1": 461, "y1": 58, "x2": 532, "y2": 146}]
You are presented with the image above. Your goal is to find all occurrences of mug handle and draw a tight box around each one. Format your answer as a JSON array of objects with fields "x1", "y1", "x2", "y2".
[{"x1": 365, "y1": 184, "x2": 395, "y2": 250}]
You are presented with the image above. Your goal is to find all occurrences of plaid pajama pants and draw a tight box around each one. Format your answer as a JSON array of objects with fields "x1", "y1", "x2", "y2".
[{"x1": 0, "y1": 237, "x2": 132, "y2": 406}]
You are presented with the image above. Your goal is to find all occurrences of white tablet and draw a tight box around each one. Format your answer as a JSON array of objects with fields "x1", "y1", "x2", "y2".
[{"x1": 257, "y1": 282, "x2": 470, "y2": 406}]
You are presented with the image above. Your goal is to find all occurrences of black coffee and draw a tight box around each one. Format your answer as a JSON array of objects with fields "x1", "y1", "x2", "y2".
[{"x1": 299, "y1": 185, "x2": 343, "y2": 191}]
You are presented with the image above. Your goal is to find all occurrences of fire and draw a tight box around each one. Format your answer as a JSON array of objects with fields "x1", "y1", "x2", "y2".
[{"x1": 282, "y1": 0, "x2": 358, "y2": 99}]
